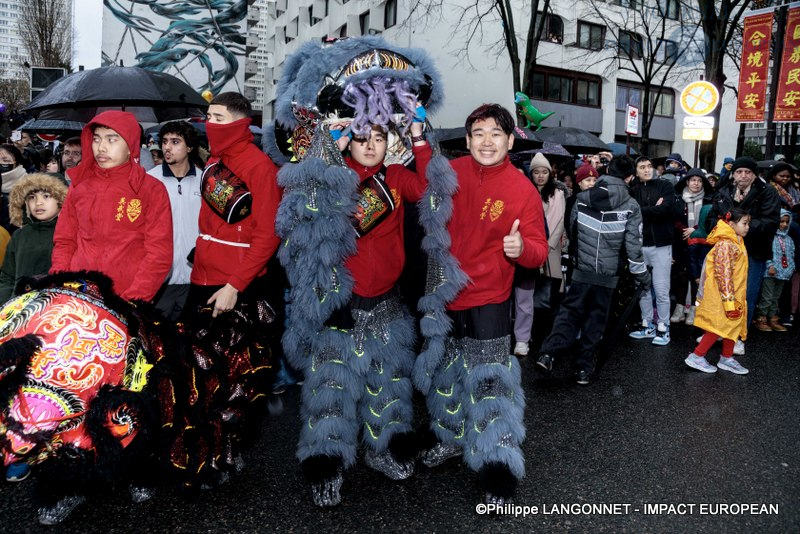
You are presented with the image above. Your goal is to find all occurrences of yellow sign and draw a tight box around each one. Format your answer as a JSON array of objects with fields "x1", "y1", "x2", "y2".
[
  {"x1": 680, "y1": 81, "x2": 720, "y2": 117},
  {"x1": 682, "y1": 128, "x2": 714, "y2": 141}
]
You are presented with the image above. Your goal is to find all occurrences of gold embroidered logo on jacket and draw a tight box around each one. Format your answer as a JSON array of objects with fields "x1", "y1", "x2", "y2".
[
  {"x1": 126, "y1": 199, "x2": 142, "y2": 222},
  {"x1": 489, "y1": 200, "x2": 504, "y2": 221},
  {"x1": 480, "y1": 198, "x2": 505, "y2": 221}
]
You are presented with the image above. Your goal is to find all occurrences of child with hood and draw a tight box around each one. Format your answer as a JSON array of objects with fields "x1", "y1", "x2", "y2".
[
  {"x1": 754, "y1": 209, "x2": 795, "y2": 332},
  {"x1": 685, "y1": 208, "x2": 751, "y2": 375},
  {"x1": 0, "y1": 173, "x2": 68, "y2": 302}
]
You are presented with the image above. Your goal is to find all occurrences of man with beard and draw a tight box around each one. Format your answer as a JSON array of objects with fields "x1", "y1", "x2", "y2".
[
  {"x1": 60, "y1": 137, "x2": 82, "y2": 172},
  {"x1": 148, "y1": 121, "x2": 203, "y2": 320}
]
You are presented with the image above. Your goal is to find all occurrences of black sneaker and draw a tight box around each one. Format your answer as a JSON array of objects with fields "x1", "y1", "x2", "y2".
[
  {"x1": 782, "y1": 315, "x2": 793, "y2": 327},
  {"x1": 536, "y1": 354, "x2": 553, "y2": 372},
  {"x1": 575, "y1": 370, "x2": 590, "y2": 385}
]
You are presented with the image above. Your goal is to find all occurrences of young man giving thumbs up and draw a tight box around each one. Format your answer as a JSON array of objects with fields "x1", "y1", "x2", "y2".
[{"x1": 418, "y1": 104, "x2": 547, "y2": 505}]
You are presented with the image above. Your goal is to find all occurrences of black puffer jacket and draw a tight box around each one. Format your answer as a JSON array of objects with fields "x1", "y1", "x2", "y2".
[
  {"x1": 629, "y1": 177, "x2": 676, "y2": 247},
  {"x1": 706, "y1": 177, "x2": 782, "y2": 261},
  {"x1": 570, "y1": 175, "x2": 647, "y2": 288}
]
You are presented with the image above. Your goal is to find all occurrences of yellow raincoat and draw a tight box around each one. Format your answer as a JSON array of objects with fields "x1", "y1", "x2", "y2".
[{"x1": 693, "y1": 219, "x2": 749, "y2": 341}]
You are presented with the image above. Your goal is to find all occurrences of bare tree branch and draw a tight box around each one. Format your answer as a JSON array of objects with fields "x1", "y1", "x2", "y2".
[
  {"x1": 0, "y1": 69, "x2": 30, "y2": 111},
  {"x1": 17, "y1": 0, "x2": 72, "y2": 70},
  {"x1": 401, "y1": 0, "x2": 552, "y2": 115}
]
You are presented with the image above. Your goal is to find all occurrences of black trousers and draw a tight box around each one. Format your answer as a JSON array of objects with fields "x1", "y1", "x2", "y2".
[
  {"x1": 539, "y1": 281, "x2": 614, "y2": 373},
  {"x1": 448, "y1": 299, "x2": 512, "y2": 341}
]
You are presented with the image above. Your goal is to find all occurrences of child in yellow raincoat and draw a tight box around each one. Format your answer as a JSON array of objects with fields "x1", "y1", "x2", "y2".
[{"x1": 685, "y1": 208, "x2": 750, "y2": 375}]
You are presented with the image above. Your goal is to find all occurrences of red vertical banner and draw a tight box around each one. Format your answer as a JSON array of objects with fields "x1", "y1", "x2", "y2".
[
  {"x1": 774, "y1": 7, "x2": 800, "y2": 122},
  {"x1": 736, "y1": 12, "x2": 774, "y2": 122}
]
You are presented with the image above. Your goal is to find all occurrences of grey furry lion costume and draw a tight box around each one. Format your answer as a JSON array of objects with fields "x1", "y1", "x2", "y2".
[{"x1": 269, "y1": 36, "x2": 467, "y2": 507}]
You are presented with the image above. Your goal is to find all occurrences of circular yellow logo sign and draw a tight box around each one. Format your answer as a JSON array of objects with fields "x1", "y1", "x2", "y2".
[{"x1": 680, "y1": 81, "x2": 720, "y2": 117}]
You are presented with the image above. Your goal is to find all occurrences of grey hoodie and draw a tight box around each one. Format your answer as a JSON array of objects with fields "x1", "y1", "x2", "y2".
[{"x1": 570, "y1": 175, "x2": 647, "y2": 288}]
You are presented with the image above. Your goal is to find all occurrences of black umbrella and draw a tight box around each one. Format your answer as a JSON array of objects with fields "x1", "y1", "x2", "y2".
[
  {"x1": 23, "y1": 66, "x2": 207, "y2": 123},
  {"x1": 607, "y1": 142, "x2": 639, "y2": 156},
  {"x1": 531, "y1": 126, "x2": 609, "y2": 154},
  {"x1": 757, "y1": 159, "x2": 779, "y2": 170},
  {"x1": 528, "y1": 142, "x2": 571, "y2": 157},
  {"x1": 431, "y1": 126, "x2": 543, "y2": 154},
  {"x1": 18, "y1": 118, "x2": 84, "y2": 136}
]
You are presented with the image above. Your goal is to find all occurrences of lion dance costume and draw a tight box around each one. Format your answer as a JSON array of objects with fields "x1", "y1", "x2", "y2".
[
  {"x1": 0, "y1": 272, "x2": 275, "y2": 524},
  {"x1": 269, "y1": 36, "x2": 466, "y2": 506}
]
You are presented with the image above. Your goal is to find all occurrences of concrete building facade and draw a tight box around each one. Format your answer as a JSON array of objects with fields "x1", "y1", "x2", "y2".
[{"x1": 255, "y1": 0, "x2": 743, "y2": 169}]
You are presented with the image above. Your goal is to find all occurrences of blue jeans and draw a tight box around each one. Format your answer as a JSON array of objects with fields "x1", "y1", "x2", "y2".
[{"x1": 746, "y1": 257, "x2": 767, "y2": 326}]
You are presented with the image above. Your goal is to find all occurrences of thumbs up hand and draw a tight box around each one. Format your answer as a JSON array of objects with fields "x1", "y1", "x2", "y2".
[{"x1": 503, "y1": 219, "x2": 524, "y2": 259}]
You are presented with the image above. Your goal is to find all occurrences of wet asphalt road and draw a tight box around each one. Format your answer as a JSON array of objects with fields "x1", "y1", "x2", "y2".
[{"x1": 1, "y1": 320, "x2": 798, "y2": 533}]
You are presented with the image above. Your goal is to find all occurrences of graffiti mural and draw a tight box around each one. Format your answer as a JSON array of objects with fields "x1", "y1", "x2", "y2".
[{"x1": 101, "y1": 0, "x2": 246, "y2": 95}]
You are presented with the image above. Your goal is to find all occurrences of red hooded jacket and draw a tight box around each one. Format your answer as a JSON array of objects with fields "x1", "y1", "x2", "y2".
[
  {"x1": 191, "y1": 118, "x2": 281, "y2": 291},
  {"x1": 51, "y1": 111, "x2": 173, "y2": 301}
]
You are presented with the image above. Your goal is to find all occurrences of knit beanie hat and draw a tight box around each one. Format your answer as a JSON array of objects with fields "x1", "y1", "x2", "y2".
[
  {"x1": 529, "y1": 153, "x2": 551, "y2": 172},
  {"x1": 575, "y1": 163, "x2": 599, "y2": 184},
  {"x1": 730, "y1": 156, "x2": 758, "y2": 174}
]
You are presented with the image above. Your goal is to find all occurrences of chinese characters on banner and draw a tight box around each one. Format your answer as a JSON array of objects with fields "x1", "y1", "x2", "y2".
[
  {"x1": 774, "y1": 7, "x2": 800, "y2": 121},
  {"x1": 736, "y1": 12, "x2": 774, "y2": 122}
]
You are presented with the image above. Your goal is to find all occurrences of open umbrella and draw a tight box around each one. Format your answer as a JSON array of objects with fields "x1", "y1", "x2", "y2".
[
  {"x1": 432, "y1": 126, "x2": 543, "y2": 154},
  {"x1": 18, "y1": 118, "x2": 84, "y2": 136},
  {"x1": 528, "y1": 142, "x2": 571, "y2": 157},
  {"x1": 607, "y1": 142, "x2": 639, "y2": 156},
  {"x1": 23, "y1": 66, "x2": 207, "y2": 123},
  {"x1": 757, "y1": 159, "x2": 779, "y2": 170},
  {"x1": 532, "y1": 127, "x2": 609, "y2": 154}
]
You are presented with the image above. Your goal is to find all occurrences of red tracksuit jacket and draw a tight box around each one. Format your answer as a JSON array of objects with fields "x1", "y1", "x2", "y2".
[{"x1": 447, "y1": 156, "x2": 548, "y2": 310}]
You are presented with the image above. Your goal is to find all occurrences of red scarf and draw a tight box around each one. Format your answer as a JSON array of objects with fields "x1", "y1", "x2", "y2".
[{"x1": 207, "y1": 118, "x2": 253, "y2": 158}]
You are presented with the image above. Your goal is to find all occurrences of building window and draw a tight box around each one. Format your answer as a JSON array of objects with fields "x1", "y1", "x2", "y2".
[
  {"x1": 655, "y1": 39, "x2": 678, "y2": 64},
  {"x1": 619, "y1": 31, "x2": 643, "y2": 60},
  {"x1": 308, "y1": 6, "x2": 322, "y2": 25},
  {"x1": 532, "y1": 73, "x2": 545, "y2": 98},
  {"x1": 613, "y1": 0, "x2": 639, "y2": 8},
  {"x1": 385, "y1": 0, "x2": 397, "y2": 29},
  {"x1": 616, "y1": 84, "x2": 675, "y2": 117},
  {"x1": 659, "y1": 0, "x2": 680, "y2": 19},
  {"x1": 339, "y1": 25, "x2": 347, "y2": 37},
  {"x1": 547, "y1": 75, "x2": 573, "y2": 102},
  {"x1": 577, "y1": 21, "x2": 605, "y2": 51},
  {"x1": 576, "y1": 79, "x2": 600, "y2": 106},
  {"x1": 537, "y1": 13, "x2": 563, "y2": 44},
  {"x1": 651, "y1": 92, "x2": 674, "y2": 116},
  {"x1": 359, "y1": 11, "x2": 370, "y2": 35},
  {"x1": 529, "y1": 67, "x2": 602, "y2": 108}
]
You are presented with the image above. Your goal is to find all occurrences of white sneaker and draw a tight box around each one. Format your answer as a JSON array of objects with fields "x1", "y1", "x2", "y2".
[
  {"x1": 685, "y1": 306, "x2": 696, "y2": 326},
  {"x1": 733, "y1": 340, "x2": 745, "y2": 355},
  {"x1": 717, "y1": 357, "x2": 749, "y2": 375},
  {"x1": 513, "y1": 341, "x2": 529, "y2": 357},
  {"x1": 670, "y1": 304, "x2": 686, "y2": 323},
  {"x1": 685, "y1": 353, "x2": 717, "y2": 373}
]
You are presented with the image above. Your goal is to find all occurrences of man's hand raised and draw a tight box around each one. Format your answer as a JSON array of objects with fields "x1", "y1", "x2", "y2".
[{"x1": 503, "y1": 219, "x2": 524, "y2": 259}]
